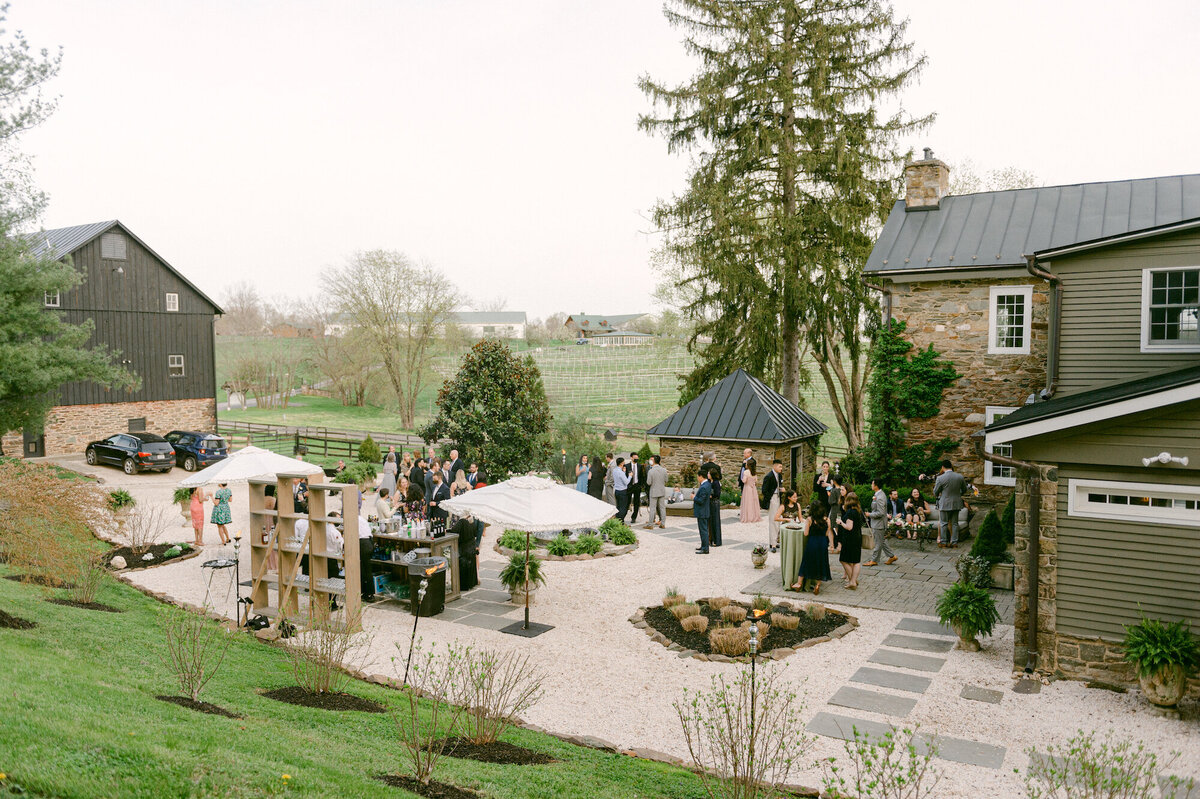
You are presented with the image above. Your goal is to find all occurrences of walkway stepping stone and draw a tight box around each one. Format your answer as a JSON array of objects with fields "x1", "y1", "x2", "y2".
[
  {"x1": 850, "y1": 666, "x2": 932, "y2": 694},
  {"x1": 807, "y1": 711, "x2": 894, "y2": 744},
  {"x1": 828, "y1": 686, "x2": 917, "y2": 717},
  {"x1": 882, "y1": 633, "x2": 955, "y2": 653},
  {"x1": 1013, "y1": 678, "x2": 1042, "y2": 694},
  {"x1": 961, "y1": 685, "x2": 1003, "y2": 704},
  {"x1": 896, "y1": 617, "x2": 956, "y2": 637},
  {"x1": 868, "y1": 648, "x2": 945, "y2": 673},
  {"x1": 917, "y1": 732, "x2": 1006, "y2": 769}
]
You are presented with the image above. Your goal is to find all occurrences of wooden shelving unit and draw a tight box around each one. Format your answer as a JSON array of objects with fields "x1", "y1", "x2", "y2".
[{"x1": 247, "y1": 471, "x2": 361, "y2": 630}]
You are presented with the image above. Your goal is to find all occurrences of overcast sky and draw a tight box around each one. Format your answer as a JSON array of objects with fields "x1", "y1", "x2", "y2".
[{"x1": 11, "y1": 0, "x2": 1200, "y2": 318}]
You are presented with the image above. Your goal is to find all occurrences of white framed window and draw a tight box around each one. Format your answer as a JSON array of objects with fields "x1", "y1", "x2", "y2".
[
  {"x1": 1067, "y1": 478, "x2": 1200, "y2": 528},
  {"x1": 168, "y1": 354, "x2": 185, "y2": 377},
  {"x1": 44, "y1": 290, "x2": 60, "y2": 307},
  {"x1": 1141, "y1": 266, "x2": 1200, "y2": 352},
  {"x1": 988, "y1": 285, "x2": 1033, "y2": 354},
  {"x1": 100, "y1": 232, "x2": 127, "y2": 260},
  {"x1": 165, "y1": 292, "x2": 179, "y2": 312},
  {"x1": 984, "y1": 406, "x2": 1018, "y2": 486}
]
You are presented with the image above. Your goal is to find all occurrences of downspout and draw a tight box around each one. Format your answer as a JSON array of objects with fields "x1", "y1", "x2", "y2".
[
  {"x1": 1025, "y1": 255, "x2": 1061, "y2": 399},
  {"x1": 973, "y1": 435, "x2": 1042, "y2": 673},
  {"x1": 863, "y1": 280, "x2": 892, "y2": 324}
]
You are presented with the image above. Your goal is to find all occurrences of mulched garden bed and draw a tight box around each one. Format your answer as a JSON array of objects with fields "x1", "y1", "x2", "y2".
[
  {"x1": 48, "y1": 598, "x2": 122, "y2": 613},
  {"x1": 439, "y1": 737, "x2": 556, "y2": 765},
  {"x1": 4, "y1": 574, "x2": 74, "y2": 589},
  {"x1": 0, "y1": 608, "x2": 36, "y2": 630},
  {"x1": 156, "y1": 695, "x2": 243, "y2": 719},
  {"x1": 262, "y1": 686, "x2": 387, "y2": 713},
  {"x1": 639, "y1": 598, "x2": 854, "y2": 659},
  {"x1": 104, "y1": 542, "x2": 197, "y2": 570},
  {"x1": 375, "y1": 774, "x2": 482, "y2": 799}
]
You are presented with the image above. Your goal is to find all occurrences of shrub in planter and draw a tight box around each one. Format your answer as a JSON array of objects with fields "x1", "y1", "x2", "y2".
[
  {"x1": 173, "y1": 487, "x2": 194, "y2": 505},
  {"x1": 771, "y1": 612, "x2": 800, "y2": 631},
  {"x1": 497, "y1": 529, "x2": 530, "y2": 551},
  {"x1": 805, "y1": 603, "x2": 826, "y2": 621},
  {"x1": 608, "y1": 524, "x2": 637, "y2": 546},
  {"x1": 107, "y1": 489, "x2": 136, "y2": 513},
  {"x1": 936, "y1": 583, "x2": 999, "y2": 651},
  {"x1": 681, "y1": 614, "x2": 709, "y2": 633},
  {"x1": 546, "y1": 534, "x2": 575, "y2": 557},
  {"x1": 575, "y1": 533, "x2": 603, "y2": 555},
  {"x1": 357, "y1": 435, "x2": 381, "y2": 464},
  {"x1": 671, "y1": 603, "x2": 701, "y2": 621},
  {"x1": 499, "y1": 552, "x2": 546, "y2": 598},
  {"x1": 662, "y1": 587, "x2": 686, "y2": 608},
  {"x1": 1122, "y1": 616, "x2": 1200, "y2": 708},
  {"x1": 955, "y1": 554, "x2": 993, "y2": 589},
  {"x1": 969, "y1": 510, "x2": 1007, "y2": 565}
]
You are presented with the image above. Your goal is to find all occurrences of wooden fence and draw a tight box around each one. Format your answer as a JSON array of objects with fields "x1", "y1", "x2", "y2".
[{"x1": 216, "y1": 420, "x2": 431, "y2": 460}]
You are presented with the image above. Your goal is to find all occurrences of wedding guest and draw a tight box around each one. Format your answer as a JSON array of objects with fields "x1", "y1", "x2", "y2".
[
  {"x1": 775, "y1": 489, "x2": 801, "y2": 525},
  {"x1": 211, "y1": 482, "x2": 232, "y2": 545},
  {"x1": 645, "y1": 455, "x2": 669, "y2": 529},
  {"x1": 603, "y1": 452, "x2": 616, "y2": 505},
  {"x1": 837, "y1": 492, "x2": 865, "y2": 590},
  {"x1": 189, "y1": 486, "x2": 209, "y2": 547},
  {"x1": 409, "y1": 458, "x2": 425, "y2": 491},
  {"x1": 794, "y1": 501, "x2": 831, "y2": 594},
  {"x1": 813, "y1": 461, "x2": 833, "y2": 506},
  {"x1": 427, "y1": 471, "x2": 450, "y2": 533},
  {"x1": 904, "y1": 488, "x2": 930, "y2": 537},
  {"x1": 827, "y1": 474, "x2": 844, "y2": 553},
  {"x1": 395, "y1": 476, "x2": 411, "y2": 511},
  {"x1": 467, "y1": 463, "x2": 480, "y2": 488},
  {"x1": 449, "y1": 515, "x2": 479, "y2": 591},
  {"x1": 381, "y1": 453, "x2": 398, "y2": 496},
  {"x1": 692, "y1": 469, "x2": 713, "y2": 554},
  {"x1": 446, "y1": 449, "x2": 464, "y2": 481},
  {"x1": 704, "y1": 456, "x2": 724, "y2": 547},
  {"x1": 382, "y1": 445, "x2": 397, "y2": 466},
  {"x1": 452, "y1": 469, "x2": 471, "y2": 497},
  {"x1": 738, "y1": 448, "x2": 756, "y2": 494},
  {"x1": 760, "y1": 460, "x2": 784, "y2": 552},
  {"x1": 587, "y1": 454, "x2": 605, "y2": 499},
  {"x1": 575, "y1": 454, "x2": 590, "y2": 492},
  {"x1": 739, "y1": 463, "x2": 762, "y2": 523},
  {"x1": 864, "y1": 478, "x2": 899, "y2": 567},
  {"x1": 375, "y1": 488, "x2": 393, "y2": 521},
  {"x1": 613, "y1": 456, "x2": 632, "y2": 522},
  {"x1": 628, "y1": 452, "x2": 646, "y2": 523},
  {"x1": 886, "y1": 489, "x2": 905, "y2": 520},
  {"x1": 921, "y1": 460, "x2": 968, "y2": 548}
]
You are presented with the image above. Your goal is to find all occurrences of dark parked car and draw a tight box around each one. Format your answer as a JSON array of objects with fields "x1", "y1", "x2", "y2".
[
  {"x1": 165, "y1": 430, "x2": 229, "y2": 472},
  {"x1": 84, "y1": 433, "x2": 176, "y2": 474}
]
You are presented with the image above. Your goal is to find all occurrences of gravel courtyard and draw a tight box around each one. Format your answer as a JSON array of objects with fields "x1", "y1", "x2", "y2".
[{"x1": 58, "y1": 455, "x2": 1200, "y2": 798}]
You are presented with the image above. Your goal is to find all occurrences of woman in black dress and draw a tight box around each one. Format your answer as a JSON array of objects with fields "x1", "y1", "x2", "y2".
[
  {"x1": 837, "y1": 492, "x2": 864, "y2": 590},
  {"x1": 449, "y1": 515, "x2": 479, "y2": 591},
  {"x1": 794, "y1": 501, "x2": 832, "y2": 594},
  {"x1": 587, "y1": 453, "x2": 606, "y2": 499}
]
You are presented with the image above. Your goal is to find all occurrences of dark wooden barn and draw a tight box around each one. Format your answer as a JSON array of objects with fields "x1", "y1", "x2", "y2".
[{"x1": 3, "y1": 220, "x2": 223, "y2": 458}]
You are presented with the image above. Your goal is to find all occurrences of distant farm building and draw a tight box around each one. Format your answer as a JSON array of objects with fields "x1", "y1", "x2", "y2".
[
  {"x1": 590, "y1": 331, "x2": 653, "y2": 347},
  {"x1": 565, "y1": 312, "x2": 645, "y2": 340},
  {"x1": 454, "y1": 311, "x2": 527, "y2": 340}
]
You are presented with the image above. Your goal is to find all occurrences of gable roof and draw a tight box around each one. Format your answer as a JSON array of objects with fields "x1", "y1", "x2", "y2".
[
  {"x1": 866, "y1": 173, "x2": 1200, "y2": 275},
  {"x1": 647, "y1": 368, "x2": 827, "y2": 443},
  {"x1": 985, "y1": 363, "x2": 1200, "y2": 446},
  {"x1": 454, "y1": 311, "x2": 527, "y2": 325},
  {"x1": 565, "y1": 313, "x2": 644, "y2": 332},
  {"x1": 23, "y1": 220, "x2": 224, "y2": 314}
]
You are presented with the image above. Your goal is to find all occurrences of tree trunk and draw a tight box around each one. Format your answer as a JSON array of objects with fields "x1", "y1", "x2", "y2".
[{"x1": 777, "y1": 9, "x2": 801, "y2": 406}]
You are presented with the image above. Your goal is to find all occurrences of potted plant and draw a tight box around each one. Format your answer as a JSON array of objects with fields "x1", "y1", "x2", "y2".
[
  {"x1": 936, "y1": 582, "x2": 1000, "y2": 652},
  {"x1": 107, "y1": 489, "x2": 136, "y2": 523},
  {"x1": 970, "y1": 509, "x2": 1013, "y2": 590},
  {"x1": 1122, "y1": 616, "x2": 1200, "y2": 709},
  {"x1": 173, "y1": 487, "x2": 193, "y2": 527},
  {"x1": 499, "y1": 551, "x2": 546, "y2": 605},
  {"x1": 750, "y1": 544, "x2": 768, "y2": 569}
]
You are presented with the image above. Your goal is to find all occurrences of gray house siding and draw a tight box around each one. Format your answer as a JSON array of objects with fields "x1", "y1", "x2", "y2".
[
  {"x1": 1051, "y1": 229, "x2": 1200, "y2": 397},
  {"x1": 1049, "y1": 464, "x2": 1200, "y2": 642}
]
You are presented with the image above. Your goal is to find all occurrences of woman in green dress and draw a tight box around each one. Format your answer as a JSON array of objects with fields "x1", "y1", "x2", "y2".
[{"x1": 210, "y1": 482, "x2": 232, "y2": 545}]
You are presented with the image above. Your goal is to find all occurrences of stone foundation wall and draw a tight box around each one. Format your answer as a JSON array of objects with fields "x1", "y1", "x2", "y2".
[
  {"x1": 890, "y1": 276, "x2": 1048, "y2": 503},
  {"x1": 5, "y1": 398, "x2": 217, "y2": 457},
  {"x1": 657, "y1": 438, "x2": 817, "y2": 492},
  {"x1": 1013, "y1": 465, "x2": 1059, "y2": 674}
]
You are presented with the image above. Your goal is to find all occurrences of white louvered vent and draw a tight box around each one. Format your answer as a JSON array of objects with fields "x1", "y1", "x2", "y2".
[{"x1": 101, "y1": 232, "x2": 127, "y2": 260}]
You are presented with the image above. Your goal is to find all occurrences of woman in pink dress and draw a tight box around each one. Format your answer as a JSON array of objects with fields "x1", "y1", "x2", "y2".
[
  {"x1": 188, "y1": 487, "x2": 209, "y2": 547},
  {"x1": 739, "y1": 464, "x2": 762, "y2": 523}
]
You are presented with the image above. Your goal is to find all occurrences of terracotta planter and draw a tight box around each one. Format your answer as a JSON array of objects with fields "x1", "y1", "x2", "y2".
[
  {"x1": 751, "y1": 552, "x2": 767, "y2": 569},
  {"x1": 1138, "y1": 664, "x2": 1188, "y2": 708},
  {"x1": 989, "y1": 562, "x2": 1014, "y2": 591}
]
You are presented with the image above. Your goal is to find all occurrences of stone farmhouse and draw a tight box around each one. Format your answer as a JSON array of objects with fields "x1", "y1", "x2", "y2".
[
  {"x1": 2, "y1": 221, "x2": 222, "y2": 458},
  {"x1": 868, "y1": 154, "x2": 1200, "y2": 683},
  {"x1": 564, "y1": 313, "x2": 645, "y2": 340}
]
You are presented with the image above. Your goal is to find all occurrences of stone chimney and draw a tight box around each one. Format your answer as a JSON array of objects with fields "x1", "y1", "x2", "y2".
[{"x1": 904, "y1": 147, "x2": 951, "y2": 211}]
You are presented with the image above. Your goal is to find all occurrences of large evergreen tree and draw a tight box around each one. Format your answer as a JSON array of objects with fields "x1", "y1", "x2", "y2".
[
  {"x1": 640, "y1": 0, "x2": 930, "y2": 447},
  {"x1": 421, "y1": 339, "x2": 552, "y2": 478},
  {"x1": 0, "y1": 8, "x2": 136, "y2": 448}
]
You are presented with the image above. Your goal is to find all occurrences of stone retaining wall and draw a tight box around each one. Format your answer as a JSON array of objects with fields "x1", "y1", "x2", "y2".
[
  {"x1": 5, "y1": 398, "x2": 216, "y2": 457},
  {"x1": 658, "y1": 438, "x2": 817, "y2": 493}
]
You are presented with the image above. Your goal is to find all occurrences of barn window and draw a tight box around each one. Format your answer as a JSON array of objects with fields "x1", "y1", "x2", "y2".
[
  {"x1": 165, "y1": 292, "x2": 179, "y2": 312},
  {"x1": 44, "y1": 290, "x2": 60, "y2": 307},
  {"x1": 168, "y1": 354, "x2": 185, "y2": 377},
  {"x1": 100, "y1": 232, "x2": 127, "y2": 260},
  {"x1": 1068, "y1": 478, "x2": 1200, "y2": 528},
  {"x1": 984, "y1": 406, "x2": 1017, "y2": 486},
  {"x1": 127, "y1": 417, "x2": 147, "y2": 433}
]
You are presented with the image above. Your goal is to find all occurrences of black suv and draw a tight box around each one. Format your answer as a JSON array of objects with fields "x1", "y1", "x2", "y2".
[
  {"x1": 165, "y1": 430, "x2": 229, "y2": 471},
  {"x1": 84, "y1": 433, "x2": 177, "y2": 474}
]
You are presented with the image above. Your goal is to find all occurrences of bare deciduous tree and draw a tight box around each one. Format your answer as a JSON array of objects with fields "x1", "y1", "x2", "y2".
[
  {"x1": 215, "y1": 281, "x2": 265, "y2": 336},
  {"x1": 324, "y1": 251, "x2": 461, "y2": 429},
  {"x1": 161, "y1": 604, "x2": 234, "y2": 702}
]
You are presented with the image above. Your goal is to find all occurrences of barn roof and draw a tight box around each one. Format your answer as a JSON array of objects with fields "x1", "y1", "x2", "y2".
[
  {"x1": 866, "y1": 173, "x2": 1200, "y2": 276},
  {"x1": 454, "y1": 311, "x2": 528, "y2": 324},
  {"x1": 24, "y1": 220, "x2": 224, "y2": 314},
  {"x1": 647, "y1": 369, "x2": 827, "y2": 443},
  {"x1": 565, "y1": 313, "x2": 645, "y2": 332}
]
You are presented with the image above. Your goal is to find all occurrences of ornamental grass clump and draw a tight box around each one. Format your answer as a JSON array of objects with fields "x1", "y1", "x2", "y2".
[
  {"x1": 681, "y1": 615, "x2": 709, "y2": 633},
  {"x1": 707, "y1": 596, "x2": 731, "y2": 611},
  {"x1": 672, "y1": 603, "x2": 701, "y2": 621},
  {"x1": 1121, "y1": 616, "x2": 1200, "y2": 678},
  {"x1": 805, "y1": 603, "x2": 826, "y2": 621},
  {"x1": 742, "y1": 620, "x2": 769, "y2": 641},
  {"x1": 546, "y1": 534, "x2": 575, "y2": 557},
  {"x1": 721, "y1": 605, "x2": 747, "y2": 624},
  {"x1": 751, "y1": 595, "x2": 773, "y2": 613},
  {"x1": 771, "y1": 612, "x2": 800, "y2": 631},
  {"x1": 709, "y1": 626, "x2": 750, "y2": 657},
  {"x1": 662, "y1": 590, "x2": 687, "y2": 609}
]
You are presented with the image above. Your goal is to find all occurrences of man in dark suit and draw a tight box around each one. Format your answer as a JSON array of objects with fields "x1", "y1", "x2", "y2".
[
  {"x1": 446, "y1": 449, "x2": 464, "y2": 482},
  {"x1": 424, "y1": 459, "x2": 439, "y2": 514},
  {"x1": 738, "y1": 448, "x2": 756, "y2": 493},
  {"x1": 466, "y1": 463, "x2": 480, "y2": 488},
  {"x1": 702, "y1": 453, "x2": 723, "y2": 547},
  {"x1": 627, "y1": 453, "x2": 646, "y2": 524},
  {"x1": 409, "y1": 458, "x2": 426, "y2": 492},
  {"x1": 612, "y1": 456, "x2": 631, "y2": 522},
  {"x1": 760, "y1": 459, "x2": 784, "y2": 552},
  {"x1": 692, "y1": 469, "x2": 712, "y2": 554},
  {"x1": 886, "y1": 489, "x2": 905, "y2": 521},
  {"x1": 427, "y1": 471, "x2": 451, "y2": 534}
]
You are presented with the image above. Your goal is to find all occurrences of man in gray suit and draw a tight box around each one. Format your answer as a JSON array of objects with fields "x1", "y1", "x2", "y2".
[
  {"x1": 602, "y1": 452, "x2": 616, "y2": 505},
  {"x1": 863, "y1": 478, "x2": 898, "y2": 567},
  {"x1": 924, "y1": 459, "x2": 967, "y2": 547},
  {"x1": 645, "y1": 455, "x2": 669, "y2": 529}
]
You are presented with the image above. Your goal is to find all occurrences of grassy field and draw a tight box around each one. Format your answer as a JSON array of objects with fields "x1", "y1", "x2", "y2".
[
  {"x1": 219, "y1": 395, "x2": 412, "y2": 435},
  {"x1": 214, "y1": 336, "x2": 323, "y2": 403},
  {"x1": 0, "y1": 570, "x2": 709, "y2": 798}
]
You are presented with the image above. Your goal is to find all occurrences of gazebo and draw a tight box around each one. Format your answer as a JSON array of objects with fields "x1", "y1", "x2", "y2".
[{"x1": 647, "y1": 369, "x2": 827, "y2": 490}]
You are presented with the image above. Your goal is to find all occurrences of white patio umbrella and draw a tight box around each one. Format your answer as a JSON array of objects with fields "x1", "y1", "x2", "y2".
[
  {"x1": 176, "y1": 445, "x2": 326, "y2": 488},
  {"x1": 438, "y1": 475, "x2": 614, "y2": 532},
  {"x1": 440, "y1": 475, "x2": 615, "y2": 637}
]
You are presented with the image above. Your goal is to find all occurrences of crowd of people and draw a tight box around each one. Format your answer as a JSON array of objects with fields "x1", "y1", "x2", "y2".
[{"x1": 575, "y1": 451, "x2": 672, "y2": 529}]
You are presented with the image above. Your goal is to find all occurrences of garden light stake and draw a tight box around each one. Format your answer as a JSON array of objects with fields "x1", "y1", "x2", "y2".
[{"x1": 402, "y1": 578, "x2": 428, "y2": 685}]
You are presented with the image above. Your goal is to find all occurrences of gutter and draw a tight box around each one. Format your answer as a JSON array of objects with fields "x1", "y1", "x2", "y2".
[
  {"x1": 863, "y1": 281, "x2": 892, "y2": 324},
  {"x1": 1025, "y1": 255, "x2": 1061, "y2": 399},
  {"x1": 972, "y1": 435, "x2": 1044, "y2": 674}
]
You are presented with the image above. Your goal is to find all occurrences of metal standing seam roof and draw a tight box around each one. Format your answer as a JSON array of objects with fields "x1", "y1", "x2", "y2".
[
  {"x1": 454, "y1": 311, "x2": 528, "y2": 324},
  {"x1": 646, "y1": 369, "x2": 827, "y2": 442},
  {"x1": 22, "y1": 220, "x2": 225, "y2": 314},
  {"x1": 866, "y1": 173, "x2": 1200, "y2": 274},
  {"x1": 566, "y1": 313, "x2": 646, "y2": 331}
]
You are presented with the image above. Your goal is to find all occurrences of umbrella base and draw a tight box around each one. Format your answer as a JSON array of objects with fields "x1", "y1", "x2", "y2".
[{"x1": 500, "y1": 621, "x2": 555, "y2": 638}]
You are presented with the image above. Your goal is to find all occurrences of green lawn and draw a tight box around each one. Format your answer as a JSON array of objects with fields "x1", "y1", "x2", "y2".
[
  {"x1": 0, "y1": 571, "x2": 708, "y2": 798},
  {"x1": 219, "y1": 395, "x2": 412, "y2": 435},
  {"x1": 214, "y1": 336, "x2": 323, "y2": 403}
]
